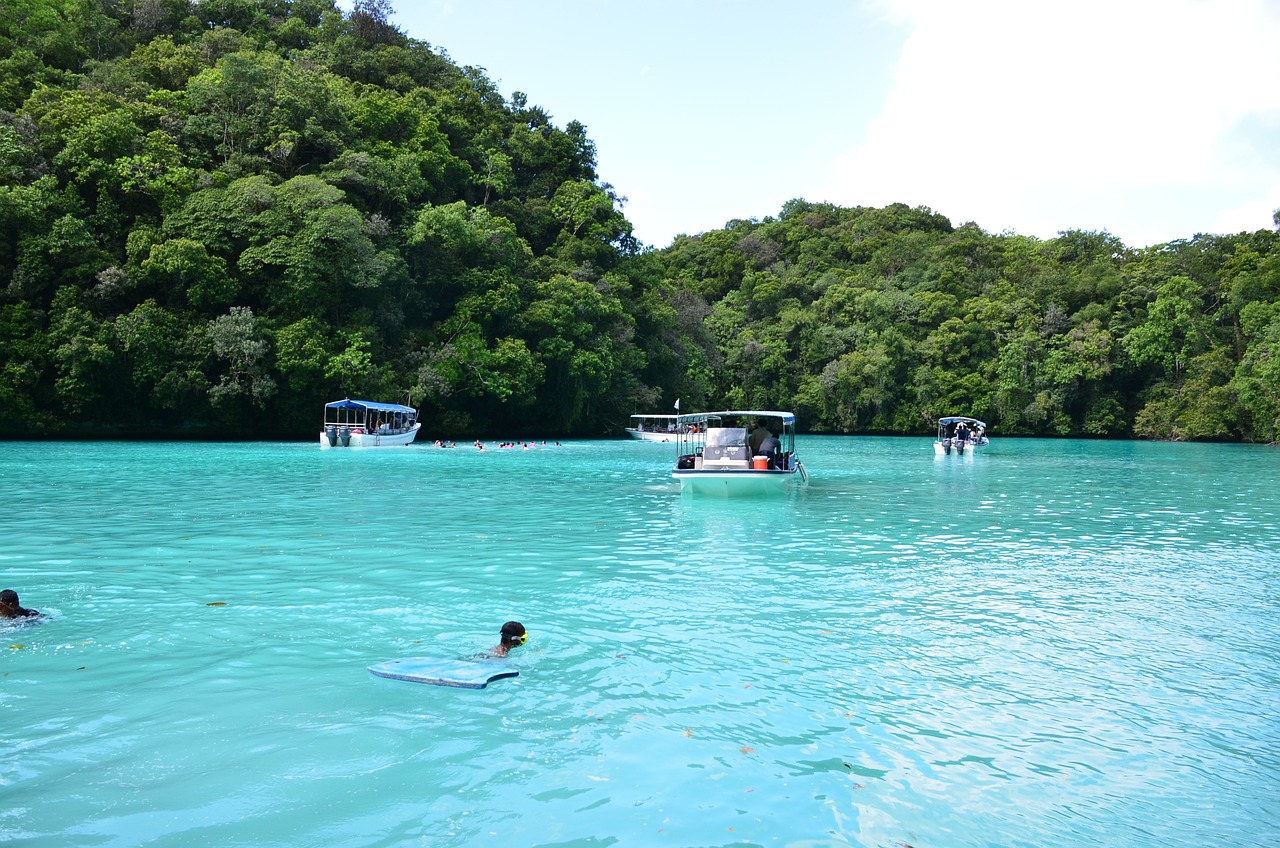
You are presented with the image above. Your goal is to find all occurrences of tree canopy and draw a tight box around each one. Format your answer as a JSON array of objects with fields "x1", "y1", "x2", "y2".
[
  {"x1": 643, "y1": 204, "x2": 1280, "y2": 442},
  {"x1": 1, "y1": 2, "x2": 1277, "y2": 442}
]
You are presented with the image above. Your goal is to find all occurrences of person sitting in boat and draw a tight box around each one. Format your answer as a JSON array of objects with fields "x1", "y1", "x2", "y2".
[
  {"x1": 954, "y1": 421, "x2": 970, "y2": 445},
  {"x1": 1, "y1": 589, "x2": 41, "y2": 619},
  {"x1": 490, "y1": 621, "x2": 527, "y2": 657}
]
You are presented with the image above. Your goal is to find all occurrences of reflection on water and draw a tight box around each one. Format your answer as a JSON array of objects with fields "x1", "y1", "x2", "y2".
[{"x1": 3, "y1": 437, "x2": 1278, "y2": 847}]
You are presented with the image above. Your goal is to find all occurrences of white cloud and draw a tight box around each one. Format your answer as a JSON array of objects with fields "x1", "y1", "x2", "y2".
[
  {"x1": 827, "y1": 0, "x2": 1280, "y2": 244},
  {"x1": 1212, "y1": 186, "x2": 1280, "y2": 236}
]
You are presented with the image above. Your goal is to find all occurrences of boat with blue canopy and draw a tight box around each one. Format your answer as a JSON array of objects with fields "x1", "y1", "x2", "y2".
[
  {"x1": 671, "y1": 409, "x2": 807, "y2": 495},
  {"x1": 320, "y1": 398, "x2": 421, "y2": 448}
]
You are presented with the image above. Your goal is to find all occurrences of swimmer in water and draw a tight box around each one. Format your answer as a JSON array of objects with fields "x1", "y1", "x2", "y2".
[
  {"x1": 491, "y1": 621, "x2": 527, "y2": 657},
  {"x1": 0, "y1": 589, "x2": 41, "y2": 619}
]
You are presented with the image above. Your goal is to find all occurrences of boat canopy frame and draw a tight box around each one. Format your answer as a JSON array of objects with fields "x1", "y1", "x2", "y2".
[
  {"x1": 936, "y1": 416, "x2": 986, "y2": 438},
  {"x1": 673, "y1": 410, "x2": 797, "y2": 463},
  {"x1": 627, "y1": 413, "x2": 680, "y2": 433},
  {"x1": 323, "y1": 398, "x2": 418, "y2": 434}
]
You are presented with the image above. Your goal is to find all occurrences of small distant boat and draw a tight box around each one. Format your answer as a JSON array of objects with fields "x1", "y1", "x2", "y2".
[
  {"x1": 935, "y1": 416, "x2": 988, "y2": 455},
  {"x1": 320, "y1": 398, "x2": 421, "y2": 448},
  {"x1": 672, "y1": 410, "x2": 807, "y2": 495},
  {"x1": 625, "y1": 414, "x2": 680, "y2": 442}
]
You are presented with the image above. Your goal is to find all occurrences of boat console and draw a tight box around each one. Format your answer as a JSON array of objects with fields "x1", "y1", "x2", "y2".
[{"x1": 701, "y1": 427, "x2": 752, "y2": 469}]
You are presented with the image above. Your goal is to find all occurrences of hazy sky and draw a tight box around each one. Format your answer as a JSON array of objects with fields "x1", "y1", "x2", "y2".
[{"x1": 375, "y1": 0, "x2": 1280, "y2": 250}]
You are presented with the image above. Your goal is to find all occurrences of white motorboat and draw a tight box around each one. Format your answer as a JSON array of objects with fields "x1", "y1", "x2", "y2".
[
  {"x1": 935, "y1": 416, "x2": 988, "y2": 455},
  {"x1": 671, "y1": 410, "x2": 807, "y2": 495},
  {"x1": 624, "y1": 414, "x2": 680, "y2": 442},
  {"x1": 320, "y1": 398, "x2": 421, "y2": 448}
]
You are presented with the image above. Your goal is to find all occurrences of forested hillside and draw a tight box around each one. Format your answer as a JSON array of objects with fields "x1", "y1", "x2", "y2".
[
  {"x1": 643, "y1": 204, "x2": 1280, "y2": 442},
  {"x1": 0, "y1": 0, "x2": 639, "y2": 437},
  {"x1": 1, "y1": 1, "x2": 1277, "y2": 441}
]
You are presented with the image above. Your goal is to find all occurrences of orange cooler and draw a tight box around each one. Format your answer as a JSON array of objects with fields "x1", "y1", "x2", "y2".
[{"x1": 752, "y1": 456, "x2": 769, "y2": 470}]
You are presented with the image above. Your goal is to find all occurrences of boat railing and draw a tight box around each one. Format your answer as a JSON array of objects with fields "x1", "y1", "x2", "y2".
[
  {"x1": 323, "y1": 411, "x2": 417, "y2": 434},
  {"x1": 673, "y1": 415, "x2": 800, "y2": 472}
]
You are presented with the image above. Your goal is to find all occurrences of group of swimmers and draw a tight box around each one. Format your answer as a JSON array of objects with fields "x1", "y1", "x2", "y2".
[
  {"x1": 431, "y1": 438, "x2": 562, "y2": 450},
  {"x1": 469, "y1": 440, "x2": 560, "y2": 450}
]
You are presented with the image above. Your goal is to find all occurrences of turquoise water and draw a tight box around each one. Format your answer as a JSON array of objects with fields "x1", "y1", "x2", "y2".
[{"x1": 3, "y1": 437, "x2": 1278, "y2": 848}]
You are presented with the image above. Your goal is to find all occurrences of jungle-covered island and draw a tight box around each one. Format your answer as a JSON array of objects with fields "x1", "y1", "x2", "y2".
[{"x1": 1, "y1": 1, "x2": 1277, "y2": 442}]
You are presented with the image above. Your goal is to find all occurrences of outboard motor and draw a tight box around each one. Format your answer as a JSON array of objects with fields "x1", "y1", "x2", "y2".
[
  {"x1": 325, "y1": 425, "x2": 338, "y2": 446},
  {"x1": 338, "y1": 426, "x2": 350, "y2": 447}
]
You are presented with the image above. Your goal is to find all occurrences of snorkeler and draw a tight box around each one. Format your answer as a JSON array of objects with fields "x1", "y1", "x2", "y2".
[
  {"x1": 491, "y1": 621, "x2": 527, "y2": 657},
  {"x1": 0, "y1": 589, "x2": 41, "y2": 619}
]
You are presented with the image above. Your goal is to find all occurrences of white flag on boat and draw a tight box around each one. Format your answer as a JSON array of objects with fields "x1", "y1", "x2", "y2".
[{"x1": 674, "y1": 398, "x2": 680, "y2": 411}]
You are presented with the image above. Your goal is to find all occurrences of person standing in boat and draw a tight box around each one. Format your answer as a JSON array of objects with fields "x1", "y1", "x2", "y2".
[{"x1": 749, "y1": 421, "x2": 773, "y2": 455}]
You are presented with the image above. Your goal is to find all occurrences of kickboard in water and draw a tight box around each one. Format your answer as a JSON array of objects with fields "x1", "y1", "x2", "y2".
[{"x1": 368, "y1": 657, "x2": 519, "y2": 689}]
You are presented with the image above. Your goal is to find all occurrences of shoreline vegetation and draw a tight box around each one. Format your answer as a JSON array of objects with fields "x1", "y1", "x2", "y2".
[{"x1": 1, "y1": 2, "x2": 1277, "y2": 443}]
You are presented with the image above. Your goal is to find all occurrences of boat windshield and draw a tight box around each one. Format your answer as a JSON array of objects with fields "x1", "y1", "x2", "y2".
[{"x1": 704, "y1": 427, "x2": 747, "y2": 448}]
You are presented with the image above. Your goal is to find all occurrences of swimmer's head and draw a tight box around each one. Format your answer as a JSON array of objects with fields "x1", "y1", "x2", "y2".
[
  {"x1": 0, "y1": 589, "x2": 18, "y2": 606},
  {"x1": 500, "y1": 620, "x2": 527, "y2": 648}
]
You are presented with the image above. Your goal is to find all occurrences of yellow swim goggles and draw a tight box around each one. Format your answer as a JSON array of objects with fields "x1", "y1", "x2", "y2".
[{"x1": 517, "y1": 632, "x2": 528, "y2": 645}]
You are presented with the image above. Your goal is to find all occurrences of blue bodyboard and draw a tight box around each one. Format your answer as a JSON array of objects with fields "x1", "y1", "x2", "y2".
[{"x1": 367, "y1": 657, "x2": 518, "y2": 689}]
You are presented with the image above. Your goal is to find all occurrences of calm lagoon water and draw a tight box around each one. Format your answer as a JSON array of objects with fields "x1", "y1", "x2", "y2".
[{"x1": 3, "y1": 437, "x2": 1278, "y2": 848}]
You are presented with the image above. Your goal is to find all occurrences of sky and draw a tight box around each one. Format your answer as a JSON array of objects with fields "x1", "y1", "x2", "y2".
[{"x1": 375, "y1": 0, "x2": 1280, "y2": 250}]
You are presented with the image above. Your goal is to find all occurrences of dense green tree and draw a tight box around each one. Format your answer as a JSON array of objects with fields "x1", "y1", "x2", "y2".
[
  {"x1": 137, "y1": 237, "x2": 235, "y2": 309},
  {"x1": 114, "y1": 298, "x2": 209, "y2": 424},
  {"x1": 207, "y1": 305, "x2": 275, "y2": 412}
]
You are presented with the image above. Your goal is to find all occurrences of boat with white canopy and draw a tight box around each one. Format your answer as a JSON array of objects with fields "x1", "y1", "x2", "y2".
[
  {"x1": 320, "y1": 398, "x2": 421, "y2": 448},
  {"x1": 624, "y1": 414, "x2": 680, "y2": 442},
  {"x1": 671, "y1": 410, "x2": 806, "y2": 495}
]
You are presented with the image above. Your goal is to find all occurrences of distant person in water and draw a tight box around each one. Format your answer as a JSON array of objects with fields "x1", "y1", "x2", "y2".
[
  {"x1": 491, "y1": 621, "x2": 527, "y2": 657},
  {"x1": 0, "y1": 589, "x2": 41, "y2": 619}
]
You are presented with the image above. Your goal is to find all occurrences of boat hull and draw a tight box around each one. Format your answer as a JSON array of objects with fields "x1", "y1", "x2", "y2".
[
  {"x1": 625, "y1": 429, "x2": 676, "y2": 442},
  {"x1": 672, "y1": 468, "x2": 800, "y2": 496},
  {"x1": 934, "y1": 439, "x2": 987, "y2": 455},
  {"x1": 320, "y1": 423, "x2": 421, "y2": 448}
]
